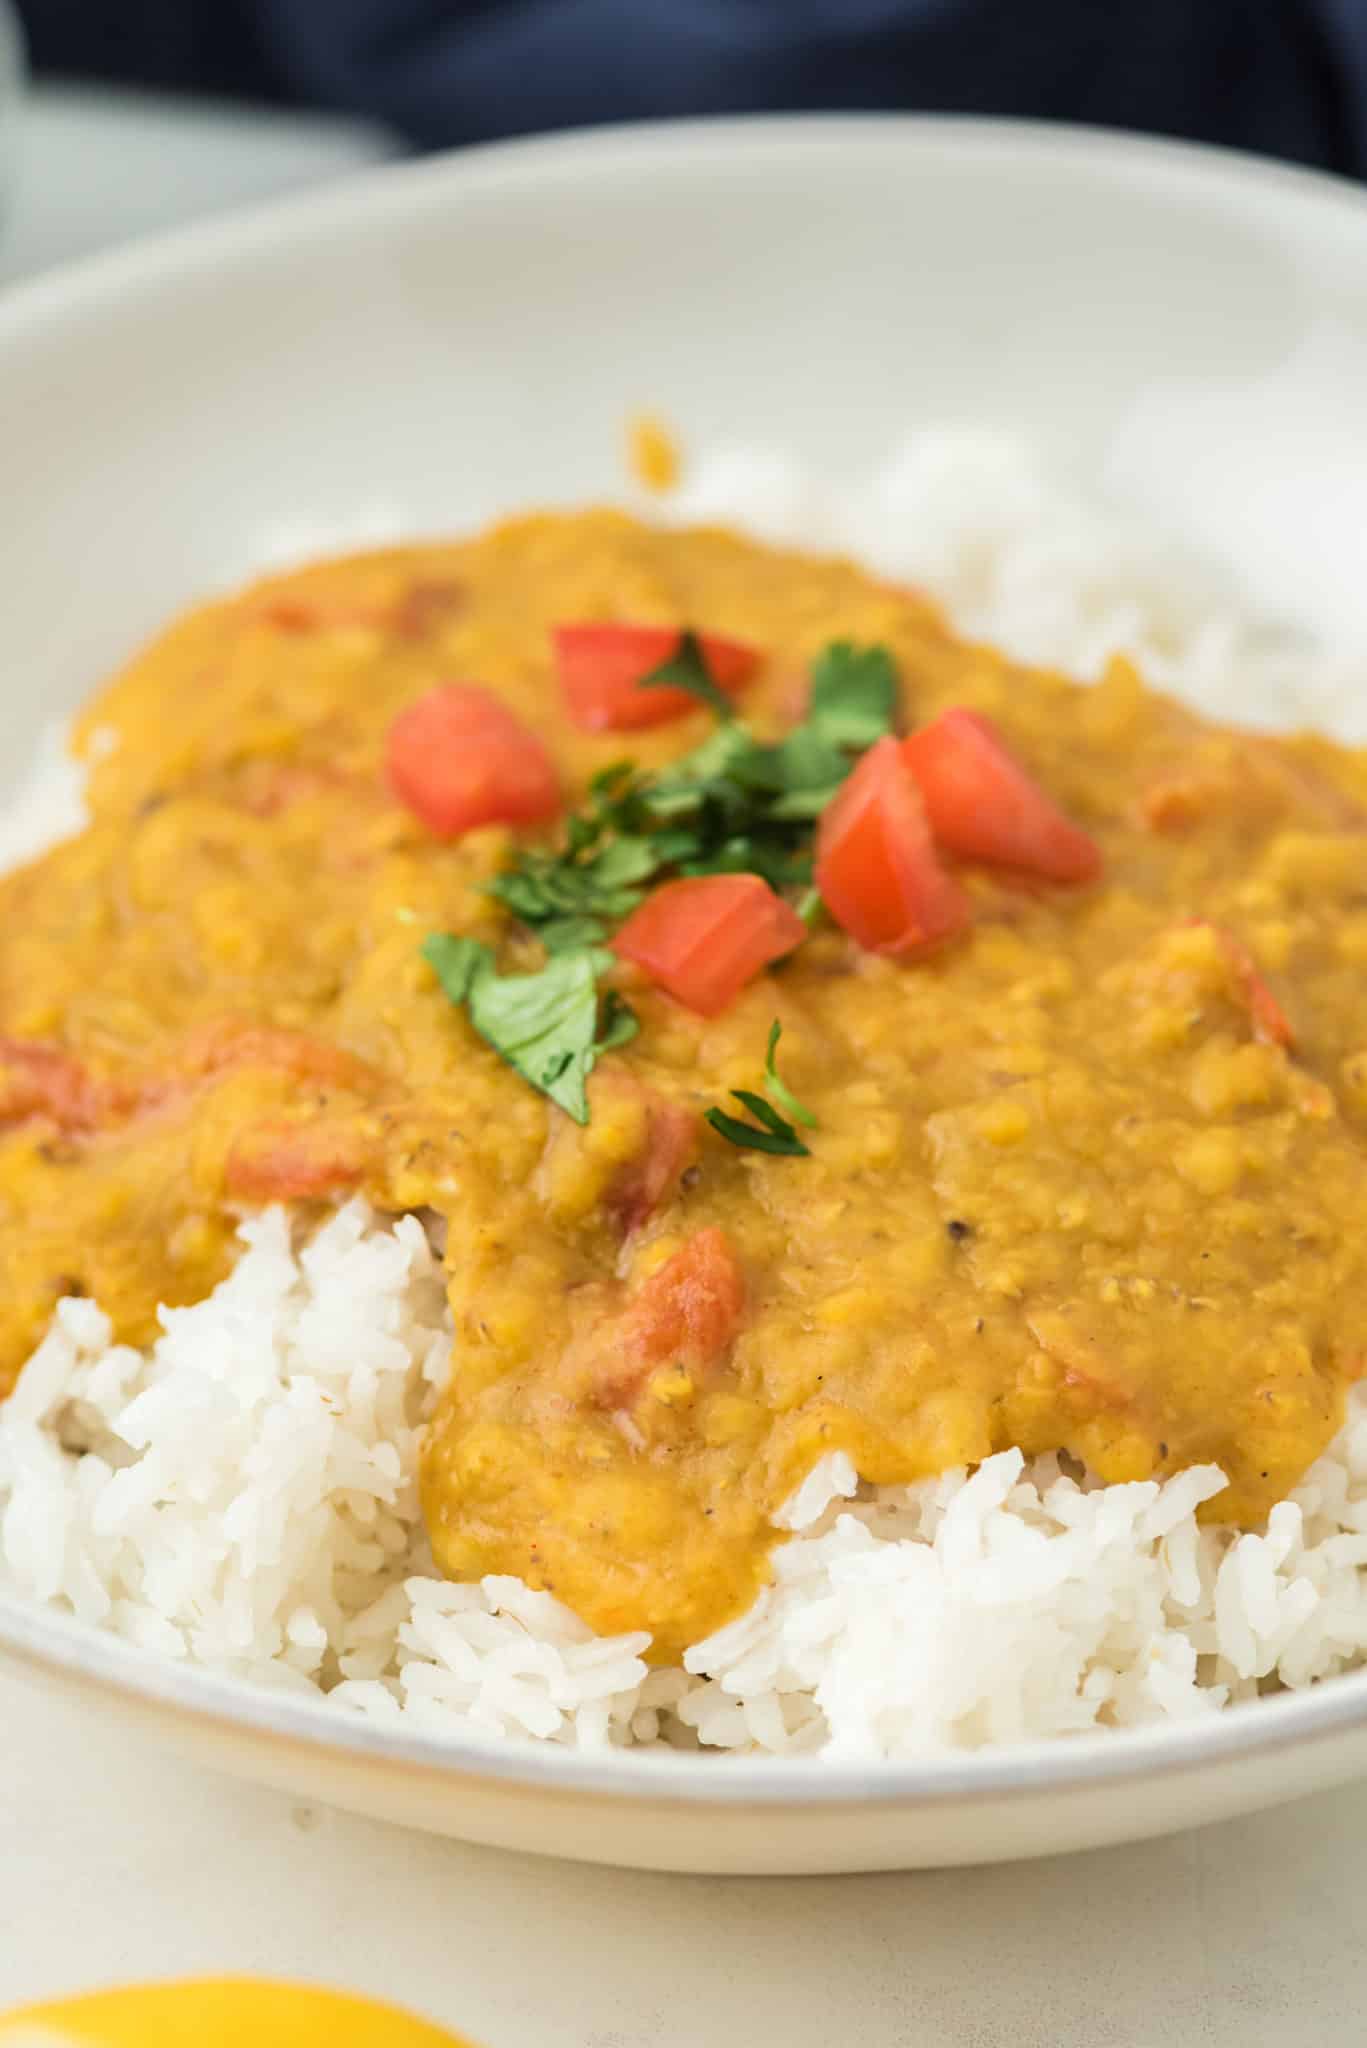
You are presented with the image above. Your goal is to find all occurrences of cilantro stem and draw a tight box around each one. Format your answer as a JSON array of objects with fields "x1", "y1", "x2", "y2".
[{"x1": 705, "y1": 1019, "x2": 817, "y2": 1157}]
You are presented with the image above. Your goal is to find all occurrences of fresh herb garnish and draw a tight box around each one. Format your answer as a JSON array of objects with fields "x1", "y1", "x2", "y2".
[
  {"x1": 637, "y1": 628, "x2": 736, "y2": 721},
  {"x1": 705, "y1": 1020, "x2": 816, "y2": 1157},
  {"x1": 763, "y1": 726, "x2": 852, "y2": 821},
  {"x1": 705, "y1": 1099, "x2": 806, "y2": 1156},
  {"x1": 487, "y1": 779, "x2": 662, "y2": 948},
  {"x1": 428, "y1": 637, "x2": 897, "y2": 1129},
  {"x1": 493, "y1": 639, "x2": 898, "y2": 944},
  {"x1": 422, "y1": 933, "x2": 636, "y2": 1124},
  {"x1": 806, "y1": 641, "x2": 898, "y2": 749},
  {"x1": 760, "y1": 1020, "x2": 817, "y2": 1128},
  {"x1": 595, "y1": 989, "x2": 642, "y2": 1054}
]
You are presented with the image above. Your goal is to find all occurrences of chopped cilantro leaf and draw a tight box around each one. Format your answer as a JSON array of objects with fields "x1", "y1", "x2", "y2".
[
  {"x1": 422, "y1": 933, "x2": 636, "y2": 1125},
  {"x1": 704, "y1": 1018, "x2": 816, "y2": 1157},
  {"x1": 796, "y1": 886, "x2": 825, "y2": 930},
  {"x1": 487, "y1": 829, "x2": 658, "y2": 937},
  {"x1": 637, "y1": 629, "x2": 736, "y2": 721},
  {"x1": 597, "y1": 991, "x2": 641, "y2": 1053},
  {"x1": 483, "y1": 638, "x2": 896, "y2": 1043},
  {"x1": 705, "y1": 1106, "x2": 810, "y2": 1157},
  {"x1": 538, "y1": 913, "x2": 610, "y2": 953},
  {"x1": 647, "y1": 722, "x2": 771, "y2": 810},
  {"x1": 764, "y1": 726, "x2": 851, "y2": 819},
  {"x1": 648, "y1": 826, "x2": 707, "y2": 864},
  {"x1": 421, "y1": 932, "x2": 487, "y2": 1004},
  {"x1": 729, "y1": 1088, "x2": 798, "y2": 1136},
  {"x1": 678, "y1": 839, "x2": 812, "y2": 891},
  {"x1": 587, "y1": 837, "x2": 661, "y2": 890},
  {"x1": 590, "y1": 759, "x2": 638, "y2": 799},
  {"x1": 807, "y1": 641, "x2": 898, "y2": 748}
]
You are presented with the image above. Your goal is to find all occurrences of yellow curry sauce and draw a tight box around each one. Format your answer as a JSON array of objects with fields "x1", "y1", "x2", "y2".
[{"x1": 1, "y1": 512, "x2": 1365, "y2": 1657}]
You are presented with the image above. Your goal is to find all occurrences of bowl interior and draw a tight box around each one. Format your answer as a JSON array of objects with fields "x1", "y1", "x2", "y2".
[
  {"x1": 2, "y1": 116, "x2": 1367, "y2": 1864},
  {"x1": 3, "y1": 117, "x2": 1367, "y2": 773}
]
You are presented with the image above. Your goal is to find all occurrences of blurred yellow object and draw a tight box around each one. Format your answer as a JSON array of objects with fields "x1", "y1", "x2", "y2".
[
  {"x1": 0, "y1": 1979, "x2": 470, "y2": 2045},
  {"x1": 625, "y1": 412, "x2": 682, "y2": 492}
]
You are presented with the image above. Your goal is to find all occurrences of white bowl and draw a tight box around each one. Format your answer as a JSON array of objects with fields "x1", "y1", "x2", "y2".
[{"x1": 2, "y1": 116, "x2": 1366, "y2": 1874}]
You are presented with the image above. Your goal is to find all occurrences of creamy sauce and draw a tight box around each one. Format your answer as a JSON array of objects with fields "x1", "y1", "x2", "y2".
[{"x1": 1, "y1": 512, "x2": 1365, "y2": 1655}]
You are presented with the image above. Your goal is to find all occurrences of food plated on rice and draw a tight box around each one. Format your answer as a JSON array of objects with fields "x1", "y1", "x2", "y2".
[{"x1": 1, "y1": 433, "x2": 1364, "y2": 1761}]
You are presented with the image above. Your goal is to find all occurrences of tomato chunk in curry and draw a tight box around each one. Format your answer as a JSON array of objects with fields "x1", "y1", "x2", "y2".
[{"x1": 1, "y1": 512, "x2": 1365, "y2": 1658}]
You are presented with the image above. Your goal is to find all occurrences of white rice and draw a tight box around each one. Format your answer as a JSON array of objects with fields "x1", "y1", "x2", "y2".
[
  {"x1": 667, "y1": 429, "x2": 1367, "y2": 736},
  {"x1": 2, "y1": 429, "x2": 1366, "y2": 1759}
]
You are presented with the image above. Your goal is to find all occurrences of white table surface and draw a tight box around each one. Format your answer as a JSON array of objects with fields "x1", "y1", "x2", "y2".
[
  {"x1": 2, "y1": 85, "x2": 1366, "y2": 2047},
  {"x1": 4, "y1": 1668, "x2": 1367, "y2": 2045}
]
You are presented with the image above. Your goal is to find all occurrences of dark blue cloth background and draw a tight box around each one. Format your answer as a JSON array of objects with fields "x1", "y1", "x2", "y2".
[{"x1": 16, "y1": 0, "x2": 1367, "y2": 176}]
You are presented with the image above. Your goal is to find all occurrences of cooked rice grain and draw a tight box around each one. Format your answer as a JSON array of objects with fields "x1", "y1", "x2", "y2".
[{"x1": 4, "y1": 1202, "x2": 1367, "y2": 1756}]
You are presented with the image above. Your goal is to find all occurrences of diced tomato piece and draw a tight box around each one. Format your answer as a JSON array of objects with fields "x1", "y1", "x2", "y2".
[
  {"x1": 604, "y1": 1083, "x2": 698, "y2": 1236},
  {"x1": 589, "y1": 1226, "x2": 744, "y2": 1407},
  {"x1": 179, "y1": 1022, "x2": 379, "y2": 1092},
  {"x1": 390, "y1": 578, "x2": 465, "y2": 641},
  {"x1": 624, "y1": 1226, "x2": 745, "y2": 1371},
  {"x1": 386, "y1": 683, "x2": 560, "y2": 838},
  {"x1": 541, "y1": 1073, "x2": 697, "y2": 1235},
  {"x1": 612, "y1": 874, "x2": 805, "y2": 1016},
  {"x1": 1243, "y1": 973, "x2": 1294, "y2": 1051},
  {"x1": 0, "y1": 1039, "x2": 103, "y2": 1131},
  {"x1": 814, "y1": 736, "x2": 971, "y2": 956},
  {"x1": 225, "y1": 1118, "x2": 374, "y2": 1201},
  {"x1": 903, "y1": 709, "x2": 1101, "y2": 883},
  {"x1": 580, "y1": 1228, "x2": 746, "y2": 1413},
  {"x1": 1189, "y1": 922, "x2": 1294, "y2": 1049},
  {"x1": 901, "y1": 709, "x2": 1101, "y2": 884},
  {"x1": 553, "y1": 623, "x2": 760, "y2": 731}
]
